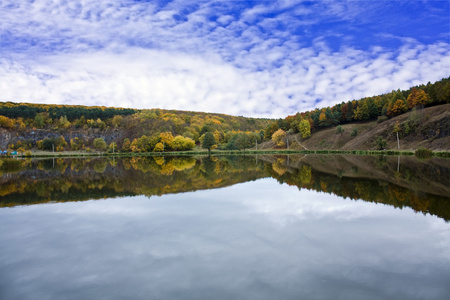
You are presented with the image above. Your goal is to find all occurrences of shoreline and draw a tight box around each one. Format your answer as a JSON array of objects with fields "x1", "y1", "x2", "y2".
[{"x1": 2, "y1": 149, "x2": 449, "y2": 158}]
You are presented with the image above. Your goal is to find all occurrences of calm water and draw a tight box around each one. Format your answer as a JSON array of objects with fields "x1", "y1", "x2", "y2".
[{"x1": 1, "y1": 155, "x2": 449, "y2": 299}]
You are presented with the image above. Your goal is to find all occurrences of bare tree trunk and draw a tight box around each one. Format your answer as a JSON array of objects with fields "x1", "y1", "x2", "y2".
[{"x1": 396, "y1": 132, "x2": 400, "y2": 150}]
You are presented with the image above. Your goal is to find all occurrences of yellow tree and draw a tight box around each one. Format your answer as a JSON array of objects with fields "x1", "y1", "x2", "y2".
[
  {"x1": 121, "y1": 138, "x2": 131, "y2": 152},
  {"x1": 171, "y1": 136, "x2": 195, "y2": 151},
  {"x1": 298, "y1": 119, "x2": 311, "y2": 139},
  {"x1": 318, "y1": 112, "x2": 327, "y2": 127},
  {"x1": 0, "y1": 115, "x2": 14, "y2": 128},
  {"x1": 153, "y1": 142, "x2": 164, "y2": 152},
  {"x1": 160, "y1": 132, "x2": 174, "y2": 150},
  {"x1": 272, "y1": 129, "x2": 286, "y2": 147}
]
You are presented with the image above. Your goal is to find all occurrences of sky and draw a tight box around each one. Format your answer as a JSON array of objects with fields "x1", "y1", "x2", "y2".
[{"x1": 0, "y1": 0, "x2": 449, "y2": 118}]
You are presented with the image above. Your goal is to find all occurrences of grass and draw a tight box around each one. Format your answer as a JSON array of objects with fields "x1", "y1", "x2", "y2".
[{"x1": 11, "y1": 148, "x2": 449, "y2": 158}]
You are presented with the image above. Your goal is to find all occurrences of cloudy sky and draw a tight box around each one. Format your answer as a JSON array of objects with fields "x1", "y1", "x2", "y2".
[{"x1": 1, "y1": 0, "x2": 449, "y2": 118}]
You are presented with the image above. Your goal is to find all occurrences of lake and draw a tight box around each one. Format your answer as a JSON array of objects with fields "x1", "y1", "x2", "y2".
[{"x1": 1, "y1": 155, "x2": 449, "y2": 299}]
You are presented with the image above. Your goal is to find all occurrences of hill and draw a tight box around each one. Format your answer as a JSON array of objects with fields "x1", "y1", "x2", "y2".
[
  {"x1": 0, "y1": 104, "x2": 272, "y2": 153},
  {"x1": 258, "y1": 104, "x2": 449, "y2": 151},
  {"x1": 0, "y1": 77, "x2": 449, "y2": 153}
]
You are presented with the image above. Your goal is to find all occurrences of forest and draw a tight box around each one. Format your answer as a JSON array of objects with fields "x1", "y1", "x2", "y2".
[
  {"x1": 0, "y1": 103, "x2": 272, "y2": 153},
  {"x1": 0, "y1": 77, "x2": 449, "y2": 153}
]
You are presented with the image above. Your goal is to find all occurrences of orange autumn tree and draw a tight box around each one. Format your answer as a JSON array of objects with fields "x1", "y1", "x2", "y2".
[
  {"x1": 388, "y1": 99, "x2": 408, "y2": 117},
  {"x1": 407, "y1": 87, "x2": 430, "y2": 108}
]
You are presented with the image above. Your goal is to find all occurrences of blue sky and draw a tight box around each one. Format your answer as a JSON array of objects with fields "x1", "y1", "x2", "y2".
[{"x1": 0, "y1": 0, "x2": 449, "y2": 118}]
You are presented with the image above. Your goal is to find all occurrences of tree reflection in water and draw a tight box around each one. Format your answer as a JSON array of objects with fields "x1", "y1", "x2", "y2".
[{"x1": 1, "y1": 154, "x2": 449, "y2": 221}]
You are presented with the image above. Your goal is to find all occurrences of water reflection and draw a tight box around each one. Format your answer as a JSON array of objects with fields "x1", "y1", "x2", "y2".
[
  {"x1": 1, "y1": 179, "x2": 449, "y2": 300},
  {"x1": 1, "y1": 154, "x2": 449, "y2": 221},
  {"x1": 1, "y1": 155, "x2": 450, "y2": 299}
]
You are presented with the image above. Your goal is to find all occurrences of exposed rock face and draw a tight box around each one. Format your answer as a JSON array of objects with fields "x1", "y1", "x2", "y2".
[{"x1": 0, "y1": 127, "x2": 128, "y2": 150}]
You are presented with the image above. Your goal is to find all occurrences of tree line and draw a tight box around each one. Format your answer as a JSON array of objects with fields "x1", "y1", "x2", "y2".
[
  {"x1": 264, "y1": 77, "x2": 450, "y2": 141},
  {"x1": 0, "y1": 102, "x2": 271, "y2": 153},
  {"x1": 0, "y1": 102, "x2": 137, "y2": 120}
]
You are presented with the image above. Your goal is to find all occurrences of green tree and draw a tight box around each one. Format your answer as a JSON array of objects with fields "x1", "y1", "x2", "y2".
[
  {"x1": 93, "y1": 137, "x2": 107, "y2": 151},
  {"x1": 234, "y1": 133, "x2": 252, "y2": 151},
  {"x1": 41, "y1": 138, "x2": 55, "y2": 151},
  {"x1": 58, "y1": 115, "x2": 71, "y2": 129},
  {"x1": 264, "y1": 122, "x2": 279, "y2": 140},
  {"x1": 111, "y1": 115, "x2": 123, "y2": 128},
  {"x1": 202, "y1": 132, "x2": 216, "y2": 154},
  {"x1": 376, "y1": 136, "x2": 387, "y2": 150},
  {"x1": 34, "y1": 114, "x2": 45, "y2": 128}
]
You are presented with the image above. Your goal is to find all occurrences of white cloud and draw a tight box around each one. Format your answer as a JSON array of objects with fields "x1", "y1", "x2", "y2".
[
  {"x1": 1, "y1": 41, "x2": 449, "y2": 118},
  {"x1": 0, "y1": 0, "x2": 449, "y2": 118}
]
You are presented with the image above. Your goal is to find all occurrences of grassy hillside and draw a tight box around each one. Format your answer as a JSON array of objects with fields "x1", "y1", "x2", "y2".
[{"x1": 259, "y1": 104, "x2": 449, "y2": 151}]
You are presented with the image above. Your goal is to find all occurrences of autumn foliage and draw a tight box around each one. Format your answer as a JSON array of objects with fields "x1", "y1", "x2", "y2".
[
  {"x1": 270, "y1": 77, "x2": 449, "y2": 138},
  {"x1": 272, "y1": 129, "x2": 286, "y2": 147}
]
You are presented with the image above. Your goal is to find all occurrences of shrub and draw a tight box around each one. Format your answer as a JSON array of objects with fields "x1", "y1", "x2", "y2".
[
  {"x1": 351, "y1": 128, "x2": 358, "y2": 136},
  {"x1": 377, "y1": 116, "x2": 388, "y2": 123},
  {"x1": 70, "y1": 137, "x2": 84, "y2": 151},
  {"x1": 335, "y1": 125, "x2": 344, "y2": 134},
  {"x1": 415, "y1": 148, "x2": 433, "y2": 159},
  {"x1": 93, "y1": 138, "x2": 107, "y2": 151},
  {"x1": 403, "y1": 108, "x2": 421, "y2": 135},
  {"x1": 375, "y1": 136, "x2": 387, "y2": 150}
]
